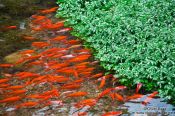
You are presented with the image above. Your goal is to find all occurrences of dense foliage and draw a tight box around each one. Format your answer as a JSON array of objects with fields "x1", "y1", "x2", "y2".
[{"x1": 56, "y1": 0, "x2": 175, "y2": 102}]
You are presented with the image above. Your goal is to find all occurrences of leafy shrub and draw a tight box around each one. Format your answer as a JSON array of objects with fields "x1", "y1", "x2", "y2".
[{"x1": 56, "y1": 0, "x2": 175, "y2": 103}]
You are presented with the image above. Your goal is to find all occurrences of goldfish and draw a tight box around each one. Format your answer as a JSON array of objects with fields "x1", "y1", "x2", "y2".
[
  {"x1": 61, "y1": 54, "x2": 75, "y2": 59},
  {"x1": 5, "y1": 85, "x2": 24, "y2": 90},
  {"x1": 39, "y1": 7, "x2": 58, "y2": 14},
  {"x1": 68, "y1": 54, "x2": 91, "y2": 63},
  {"x1": 73, "y1": 69, "x2": 79, "y2": 78},
  {"x1": 26, "y1": 60, "x2": 44, "y2": 67},
  {"x1": 31, "y1": 15, "x2": 47, "y2": 23},
  {"x1": 0, "y1": 84, "x2": 10, "y2": 88},
  {"x1": 32, "y1": 42, "x2": 50, "y2": 48},
  {"x1": 136, "y1": 83, "x2": 142, "y2": 93},
  {"x1": 91, "y1": 73, "x2": 103, "y2": 79},
  {"x1": 40, "y1": 47, "x2": 60, "y2": 55},
  {"x1": 68, "y1": 44, "x2": 82, "y2": 49},
  {"x1": 50, "y1": 35, "x2": 67, "y2": 42},
  {"x1": 75, "y1": 99, "x2": 97, "y2": 108},
  {"x1": 115, "y1": 93, "x2": 124, "y2": 102},
  {"x1": 61, "y1": 84, "x2": 81, "y2": 90},
  {"x1": 40, "y1": 89, "x2": 59, "y2": 97},
  {"x1": 127, "y1": 94, "x2": 143, "y2": 101},
  {"x1": 102, "y1": 111, "x2": 122, "y2": 116},
  {"x1": 22, "y1": 36, "x2": 36, "y2": 41},
  {"x1": 66, "y1": 92, "x2": 88, "y2": 98},
  {"x1": 46, "y1": 22, "x2": 64, "y2": 30},
  {"x1": 142, "y1": 91, "x2": 158, "y2": 105},
  {"x1": 45, "y1": 100, "x2": 63, "y2": 106},
  {"x1": 49, "y1": 63, "x2": 69, "y2": 70},
  {"x1": 64, "y1": 39, "x2": 80, "y2": 45},
  {"x1": 26, "y1": 94, "x2": 46, "y2": 99},
  {"x1": 6, "y1": 26, "x2": 17, "y2": 29},
  {"x1": 0, "y1": 64, "x2": 13, "y2": 68},
  {"x1": 0, "y1": 78, "x2": 10, "y2": 84},
  {"x1": 0, "y1": 96, "x2": 21, "y2": 103},
  {"x1": 3, "y1": 73, "x2": 13, "y2": 77},
  {"x1": 78, "y1": 112, "x2": 87, "y2": 116},
  {"x1": 19, "y1": 50, "x2": 35, "y2": 55},
  {"x1": 25, "y1": 54, "x2": 42, "y2": 60},
  {"x1": 114, "y1": 86, "x2": 127, "y2": 90},
  {"x1": 48, "y1": 76, "x2": 70, "y2": 83},
  {"x1": 6, "y1": 90, "x2": 26, "y2": 96},
  {"x1": 109, "y1": 93, "x2": 116, "y2": 100},
  {"x1": 99, "y1": 76, "x2": 106, "y2": 88},
  {"x1": 31, "y1": 26, "x2": 43, "y2": 32},
  {"x1": 16, "y1": 72, "x2": 39, "y2": 80},
  {"x1": 56, "y1": 27, "x2": 72, "y2": 33},
  {"x1": 97, "y1": 88, "x2": 114, "y2": 100},
  {"x1": 16, "y1": 101, "x2": 38, "y2": 109},
  {"x1": 71, "y1": 78, "x2": 84, "y2": 84},
  {"x1": 74, "y1": 49, "x2": 91, "y2": 54}
]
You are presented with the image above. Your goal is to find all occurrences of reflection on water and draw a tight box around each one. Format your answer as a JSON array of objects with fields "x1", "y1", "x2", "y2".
[{"x1": 123, "y1": 94, "x2": 175, "y2": 116}]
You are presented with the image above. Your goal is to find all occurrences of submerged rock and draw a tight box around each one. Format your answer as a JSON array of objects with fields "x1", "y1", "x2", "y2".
[{"x1": 4, "y1": 52, "x2": 22, "y2": 64}]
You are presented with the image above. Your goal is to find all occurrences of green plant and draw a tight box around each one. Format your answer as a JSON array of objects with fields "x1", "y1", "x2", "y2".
[{"x1": 56, "y1": 0, "x2": 175, "y2": 102}]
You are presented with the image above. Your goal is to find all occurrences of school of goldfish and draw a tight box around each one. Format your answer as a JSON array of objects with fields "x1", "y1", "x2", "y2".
[{"x1": 0, "y1": 7, "x2": 158, "y2": 116}]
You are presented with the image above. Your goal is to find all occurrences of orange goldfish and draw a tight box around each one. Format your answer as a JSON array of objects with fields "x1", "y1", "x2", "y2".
[
  {"x1": 61, "y1": 84, "x2": 81, "y2": 90},
  {"x1": 19, "y1": 50, "x2": 35, "y2": 55},
  {"x1": 17, "y1": 72, "x2": 39, "y2": 80},
  {"x1": 115, "y1": 93, "x2": 124, "y2": 102},
  {"x1": 68, "y1": 54, "x2": 91, "y2": 63},
  {"x1": 0, "y1": 96, "x2": 21, "y2": 103},
  {"x1": 40, "y1": 47, "x2": 60, "y2": 55},
  {"x1": 74, "y1": 49, "x2": 91, "y2": 54},
  {"x1": 48, "y1": 76, "x2": 70, "y2": 83},
  {"x1": 22, "y1": 36, "x2": 36, "y2": 41},
  {"x1": 50, "y1": 35, "x2": 67, "y2": 42},
  {"x1": 75, "y1": 99, "x2": 97, "y2": 108},
  {"x1": 26, "y1": 94, "x2": 45, "y2": 99},
  {"x1": 31, "y1": 27, "x2": 43, "y2": 32},
  {"x1": 6, "y1": 26, "x2": 17, "y2": 29},
  {"x1": 40, "y1": 89, "x2": 59, "y2": 97},
  {"x1": 56, "y1": 27, "x2": 72, "y2": 33},
  {"x1": 66, "y1": 92, "x2": 88, "y2": 98},
  {"x1": 136, "y1": 83, "x2": 142, "y2": 93},
  {"x1": 0, "y1": 84, "x2": 10, "y2": 88},
  {"x1": 91, "y1": 73, "x2": 103, "y2": 79},
  {"x1": 109, "y1": 93, "x2": 116, "y2": 100},
  {"x1": 0, "y1": 64, "x2": 13, "y2": 68},
  {"x1": 7, "y1": 90, "x2": 26, "y2": 96},
  {"x1": 45, "y1": 100, "x2": 63, "y2": 106},
  {"x1": 46, "y1": 22, "x2": 64, "y2": 30},
  {"x1": 32, "y1": 42, "x2": 50, "y2": 48},
  {"x1": 5, "y1": 85, "x2": 24, "y2": 90},
  {"x1": 26, "y1": 60, "x2": 44, "y2": 67},
  {"x1": 64, "y1": 39, "x2": 80, "y2": 45},
  {"x1": 142, "y1": 91, "x2": 158, "y2": 105},
  {"x1": 127, "y1": 94, "x2": 143, "y2": 101},
  {"x1": 71, "y1": 78, "x2": 84, "y2": 84},
  {"x1": 114, "y1": 86, "x2": 127, "y2": 90},
  {"x1": 16, "y1": 101, "x2": 38, "y2": 109},
  {"x1": 39, "y1": 7, "x2": 58, "y2": 14},
  {"x1": 102, "y1": 111, "x2": 122, "y2": 116},
  {"x1": 50, "y1": 63, "x2": 69, "y2": 70},
  {"x1": 97, "y1": 88, "x2": 114, "y2": 100},
  {"x1": 99, "y1": 76, "x2": 106, "y2": 88},
  {"x1": 68, "y1": 44, "x2": 82, "y2": 49},
  {"x1": 0, "y1": 78, "x2": 10, "y2": 84},
  {"x1": 78, "y1": 112, "x2": 87, "y2": 116}
]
